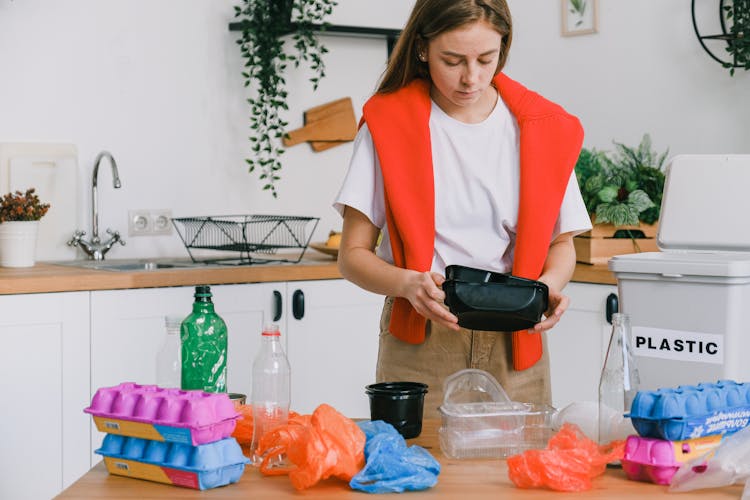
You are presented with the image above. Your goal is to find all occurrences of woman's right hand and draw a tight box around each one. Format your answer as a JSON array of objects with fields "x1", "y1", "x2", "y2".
[{"x1": 400, "y1": 270, "x2": 460, "y2": 331}]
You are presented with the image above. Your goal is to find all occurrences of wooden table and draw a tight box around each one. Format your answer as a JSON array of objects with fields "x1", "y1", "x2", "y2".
[{"x1": 56, "y1": 420, "x2": 742, "y2": 499}]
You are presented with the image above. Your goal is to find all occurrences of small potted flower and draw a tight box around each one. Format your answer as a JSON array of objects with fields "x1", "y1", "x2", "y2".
[{"x1": 0, "y1": 188, "x2": 51, "y2": 267}]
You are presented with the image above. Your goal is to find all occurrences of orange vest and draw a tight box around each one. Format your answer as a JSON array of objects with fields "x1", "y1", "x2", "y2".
[{"x1": 361, "y1": 73, "x2": 584, "y2": 370}]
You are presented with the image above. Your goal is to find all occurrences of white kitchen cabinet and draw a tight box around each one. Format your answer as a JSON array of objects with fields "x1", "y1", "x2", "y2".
[
  {"x1": 547, "y1": 282, "x2": 618, "y2": 410},
  {"x1": 284, "y1": 279, "x2": 383, "y2": 418},
  {"x1": 0, "y1": 291, "x2": 90, "y2": 500},
  {"x1": 89, "y1": 283, "x2": 279, "y2": 460}
]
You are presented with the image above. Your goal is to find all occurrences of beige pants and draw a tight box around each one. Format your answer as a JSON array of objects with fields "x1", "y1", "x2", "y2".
[{"x1": 376, "y1": 296, "x2": 552, "y2": 419}]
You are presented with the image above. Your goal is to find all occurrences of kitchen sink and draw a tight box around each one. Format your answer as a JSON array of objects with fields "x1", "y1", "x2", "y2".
[{"x1": 51, "y1": 258, "x2": 210, "y2": 272}]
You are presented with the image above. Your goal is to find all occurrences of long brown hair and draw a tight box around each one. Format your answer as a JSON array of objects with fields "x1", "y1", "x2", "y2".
[{"x1": 378, "y1": 0, "x2": 513, "y2": 94}]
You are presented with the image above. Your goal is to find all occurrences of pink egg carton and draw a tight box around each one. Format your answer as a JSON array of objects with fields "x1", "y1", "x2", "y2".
[
  {"x1": 621, "y1": 433, "x2": 724, "y2": 485},
  {"x1": 84, "y1": 382, "x2": 239, "y2": 446}
]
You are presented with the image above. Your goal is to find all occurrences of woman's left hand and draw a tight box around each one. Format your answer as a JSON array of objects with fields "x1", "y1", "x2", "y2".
[{"x1": 530, "y1": 287, "x2": 569, "y2": 333}]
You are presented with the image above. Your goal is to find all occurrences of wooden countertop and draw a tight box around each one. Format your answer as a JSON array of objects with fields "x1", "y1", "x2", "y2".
[
  {"x1": 0, "y1": 256, "x2": 343, "y2": 295},
  {"x1": 56, "y1": 419, "x2": 741, "y2": 499},
  {"x1": 0, "y1": 258, "x2": 614, "y2": 295}
]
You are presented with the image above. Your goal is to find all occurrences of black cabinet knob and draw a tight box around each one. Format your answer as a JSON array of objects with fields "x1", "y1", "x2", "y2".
[
  {"x1": 273, "y1": 290, "x2": 282, "y2": 322},
  {"x1": 292, "y1": 289, "x2": 305, "y2": 320},
  {"x1": 606, "y1": 293, "x2": 619, "y2": 324}
]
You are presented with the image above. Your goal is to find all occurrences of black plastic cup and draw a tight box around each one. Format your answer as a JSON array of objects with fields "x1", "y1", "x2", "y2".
[{"x1": 365, "y1": 382, "x2": 428, "y2": 439}]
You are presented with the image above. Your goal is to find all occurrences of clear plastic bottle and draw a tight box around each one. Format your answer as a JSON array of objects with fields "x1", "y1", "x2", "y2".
[
  {"x1": 180, "y1": 285, "x2": 228, "y2": 393},
  {"x1": 598, "y1": 312, "x2": 640, "y2": 445},
  {"x1": 156, "y1": 315, "x2": 182, "y2": 388},
  {"x1": 249, "y1": 323, "x2": 291, "y2": 467}
]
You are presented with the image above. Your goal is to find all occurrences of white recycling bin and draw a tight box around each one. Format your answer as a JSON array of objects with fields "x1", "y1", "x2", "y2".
[{"x1": 609, "y1": 155, "x2": 750, "y2": 391}]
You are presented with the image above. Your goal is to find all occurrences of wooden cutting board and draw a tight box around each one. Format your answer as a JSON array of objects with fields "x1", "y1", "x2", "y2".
[
  {"x1": 305, "y1": 98, "x2": 355, "y2": 152},
  {"x1": 283, "y1": 97, "x2": 357, "y2": 150}
]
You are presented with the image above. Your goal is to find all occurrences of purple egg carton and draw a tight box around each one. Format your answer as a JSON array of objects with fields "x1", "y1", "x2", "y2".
[
  {"x1": 626, "y1": 380, "x2": 750, "y2": 440},
  {"x1": 84, "y1": 382, "x2": 239, "y2": 446},
  {"x1": 96, "y1": 434, "x2": 249, "y2": 490},
  {"x1": 621, "y1": 434, "x2": 724, "y2": 485}
]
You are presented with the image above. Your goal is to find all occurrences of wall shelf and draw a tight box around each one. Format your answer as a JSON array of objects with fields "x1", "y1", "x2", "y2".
[{"x1": 229, "y1": 21, "x2": 401, "y2": 55}]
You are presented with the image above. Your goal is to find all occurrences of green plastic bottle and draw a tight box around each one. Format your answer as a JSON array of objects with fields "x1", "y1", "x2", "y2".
[{"x1": 180, "y1": 285, "x2": 228, "y2": 393}]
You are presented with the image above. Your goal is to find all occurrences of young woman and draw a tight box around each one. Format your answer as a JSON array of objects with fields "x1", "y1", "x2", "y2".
[{"x1": 334, "y1": 0, "x2": 591, "y2": 417}]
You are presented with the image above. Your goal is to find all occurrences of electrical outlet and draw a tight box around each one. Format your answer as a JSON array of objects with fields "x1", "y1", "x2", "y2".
[
  {"x1": 128, "y1": 209, "x2": 173, "y2": 236},
  {"x1": 128, "y1": 210, "x2": 151, "y2": 236},
  {"x1": 151, "y1": 209, "x2": 173, "y2": 235}
]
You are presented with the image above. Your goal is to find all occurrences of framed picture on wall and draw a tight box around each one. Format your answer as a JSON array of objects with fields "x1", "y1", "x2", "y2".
[{"x1": 562, "y1": 0, "x2": 598, "y2": 36}]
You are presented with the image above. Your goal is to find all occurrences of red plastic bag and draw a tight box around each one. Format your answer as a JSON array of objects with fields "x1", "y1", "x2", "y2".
[
  {"x1": 256, "y1": 404, "x2": 366, "y2": 490},
  {"x1": 507, "y1": 423, "x2": 625, "y2": 492}
]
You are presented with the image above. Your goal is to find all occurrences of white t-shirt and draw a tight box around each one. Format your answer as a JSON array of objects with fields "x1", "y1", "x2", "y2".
[{"x1": 334, "y1": 94, "x2": 592, "y2": 274}]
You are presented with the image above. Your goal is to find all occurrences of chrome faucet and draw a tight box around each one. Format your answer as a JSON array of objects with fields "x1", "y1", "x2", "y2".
[{"x1": 68, "y1": 151, "x2": 126, "y2": 260}]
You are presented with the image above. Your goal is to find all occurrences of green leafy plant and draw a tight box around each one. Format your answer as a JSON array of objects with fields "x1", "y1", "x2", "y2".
[
  {"x1": 724, "y1": 0, "x2": 750, "y2": 75},
  {"x1": 0, "y1": 188, "x2": 50, "y2": 222},
  {"x1": 575, "y1": 134, "x2": 668, "y2": 227},
  {"x1": 234, "y1": 0, "x2": 336, "y2": 197}
]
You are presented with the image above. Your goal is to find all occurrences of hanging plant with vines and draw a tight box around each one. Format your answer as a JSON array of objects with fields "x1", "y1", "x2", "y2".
[
  {"x1": 724, "y1": 0, "x2": 750, "y2": 75},
  {"x1": 234, "y1": 0, "x2": 336, "y2": 197}
]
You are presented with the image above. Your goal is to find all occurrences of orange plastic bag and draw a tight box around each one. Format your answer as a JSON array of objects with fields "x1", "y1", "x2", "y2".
[
  {"x1": 231, "y1": 404, "x2": 254, "y2": 454},
  {"x1": 230, "y1": 404, "x2": 302, "y2": 458},
  {"x1": 507, "y1": 423, "x2": 625, "y2": 492},
  {"x1": 256, "y1": 404, "x2": 366, "y2": 490}
]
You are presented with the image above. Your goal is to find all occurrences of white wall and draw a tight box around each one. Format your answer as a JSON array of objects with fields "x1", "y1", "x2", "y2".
[{"x1": 0, "y1": 0, "x2": 746, "y2": 260}]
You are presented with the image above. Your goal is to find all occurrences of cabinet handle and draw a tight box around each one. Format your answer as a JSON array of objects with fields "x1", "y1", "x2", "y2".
[
  {"x1": 273, "y1": 290, "x2": 282, "y2": 322},
  {"x1": 292, "y1": 289, "x2": 305, "y2": 320},
  {"x1": 605, "y1": 293, "x2": 619, "y2": 324}
]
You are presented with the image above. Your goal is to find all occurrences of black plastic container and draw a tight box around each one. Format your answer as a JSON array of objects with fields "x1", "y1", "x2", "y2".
[
  {"x1": 442, "y1": 264, "x2": 549, "y2": 331},
  {"x1": 365, "y1": 382, "x2": 428, "y2": 439}
]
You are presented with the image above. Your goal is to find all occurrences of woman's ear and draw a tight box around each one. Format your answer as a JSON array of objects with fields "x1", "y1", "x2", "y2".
[{"x1": 415, "y1": 38, "x2": 428, "y2": 62}]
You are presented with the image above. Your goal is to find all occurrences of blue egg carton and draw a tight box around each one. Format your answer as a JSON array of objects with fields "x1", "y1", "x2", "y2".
[
  {"x1": 626, "y1": 380, "x2": 750, "y2": 441},
  {"x1": 95, "y1": 434, "x2": 250, "y2": 490}
]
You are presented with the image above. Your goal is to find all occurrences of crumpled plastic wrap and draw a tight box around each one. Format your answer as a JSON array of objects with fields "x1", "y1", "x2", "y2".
[
  {"x1": 507, "y1": 423, "x2": 625, "y2": 492},
  {"x1": 349, "y1": 420, "x2": 440, "y2": 494},
  {"x1": 669, "y1": 424, "x2": 750, "y2": 493},
  {"x1": 255, "y1": 403, "x2": 366, "y2": 490}
]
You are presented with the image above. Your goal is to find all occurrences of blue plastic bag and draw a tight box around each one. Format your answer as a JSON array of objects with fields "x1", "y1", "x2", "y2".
[{"x1": 349, "y1": 420, "x2": 440, "y2": 494}]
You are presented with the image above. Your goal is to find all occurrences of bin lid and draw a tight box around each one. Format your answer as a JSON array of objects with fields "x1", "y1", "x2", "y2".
[
  {"x1": 609, "y1": 155, "x2": 750, "y2": 278},
  {"x1": 609, "y1": 250, "x2": 750, "y2": 277},
  {"x1": 657, "y1": 154, "x2": 750, "y2": 253}
]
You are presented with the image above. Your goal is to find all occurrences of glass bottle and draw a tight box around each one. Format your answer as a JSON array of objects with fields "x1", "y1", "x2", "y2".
[
  {"x1": 180, "y1": 285, "x2": 228, "y2": 393},
  {"x1": 598, "y1": 312, "x2": 640, "y2": 444},
  {"x1": 249, "y1": 324, "x2": 291, "y2": 467},
  {"x1": 156, "y1": 315, "x2": 182, "y2": 388}
]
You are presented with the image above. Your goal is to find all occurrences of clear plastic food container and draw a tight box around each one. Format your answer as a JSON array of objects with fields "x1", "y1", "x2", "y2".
[{"x1": 438, "y1": 369, "x2": 554, "y2": 459}]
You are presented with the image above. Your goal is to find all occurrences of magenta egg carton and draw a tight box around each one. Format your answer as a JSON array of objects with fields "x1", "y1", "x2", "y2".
[
  {"x1": 626, "y1": 380, "x2": 750, "y2": 440},
  {"x1": 621, "y1": 433, "x2": 724, "y2": 485},
  {"x1": 96, "y1": 434, "x2": 249, "y2": 490},
  {"x1": 84, "y1": 382, "x2": 239, "y2": 446}
]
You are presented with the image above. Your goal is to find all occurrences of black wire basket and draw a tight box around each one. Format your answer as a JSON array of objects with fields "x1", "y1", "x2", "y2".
[{"x1": 172, "y1": 215, "x2": 320, "y2": 265}]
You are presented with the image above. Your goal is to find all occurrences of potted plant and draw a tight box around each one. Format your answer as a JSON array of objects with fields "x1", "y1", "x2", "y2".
[
  {"x1": 574, "y1": 134, "x2": 668, "y2": 263},
  {"x1": 234, "y1": 0, "x2": 337, "y2": 197},
  {"x1": 0, "y1": 188, "x2": 51, "y2": 267}
]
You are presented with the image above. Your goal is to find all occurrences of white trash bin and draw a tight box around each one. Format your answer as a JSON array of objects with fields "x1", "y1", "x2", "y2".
[{"x1": 609, "y1": 154, "x2": 750, "y2": 391}]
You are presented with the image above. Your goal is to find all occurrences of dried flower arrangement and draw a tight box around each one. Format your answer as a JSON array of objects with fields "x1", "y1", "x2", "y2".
[{"x1": 0, "y1": 188, "x2": 51, "y2": 223}]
